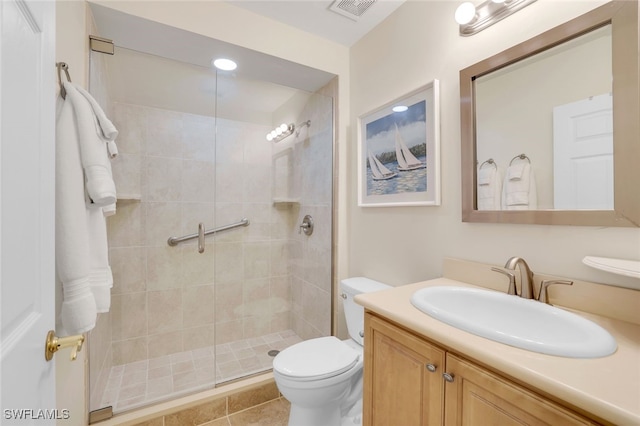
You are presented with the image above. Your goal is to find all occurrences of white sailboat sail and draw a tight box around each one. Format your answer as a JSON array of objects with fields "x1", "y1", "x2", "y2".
[
  {"x1": 368, "y1": 150, "x2": 397, "y2": 180},
  {"x1": 394, "y1": 123, "x2": 425, "y2": 171}
]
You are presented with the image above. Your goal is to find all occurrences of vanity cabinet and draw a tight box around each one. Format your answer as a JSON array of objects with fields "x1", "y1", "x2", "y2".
[
  {"x1": 363, "y1": 313, "x2": 445, "y2": 425},
  {"x1": 363, "y1": 312, "x2": 600, "y2": 426},
  {"x1": 444, "y1": 354, "x2": 598, "y2": 425}
]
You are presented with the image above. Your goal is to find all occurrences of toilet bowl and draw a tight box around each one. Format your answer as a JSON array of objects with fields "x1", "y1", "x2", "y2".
[{"x1": 273, "y1": 277, "x2": 391, "y2": 426}]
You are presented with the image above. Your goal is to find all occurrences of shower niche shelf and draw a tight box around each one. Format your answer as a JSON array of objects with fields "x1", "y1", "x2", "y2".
[
  {"x1": 116, "y1": 194, "x2": 141, "y2": 204},
  {"x1": 273, "y1": 198, "x2": 300, "y2": 207}
]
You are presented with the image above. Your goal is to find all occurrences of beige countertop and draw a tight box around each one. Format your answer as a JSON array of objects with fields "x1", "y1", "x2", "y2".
[{"x1": 355, "y1": 277, "x2": 640, "y2": 426}]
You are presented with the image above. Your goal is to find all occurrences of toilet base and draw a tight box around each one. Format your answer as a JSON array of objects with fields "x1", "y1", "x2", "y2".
[
  {"x1": 288, "y1": 404, "x2": 341, "y2": 426},
  {"x1": 286, "y1": 397, "x2": 363, "y2": 426},
  {"x1": 341, "y1": 398, "x2": 363, "y2": 425}
]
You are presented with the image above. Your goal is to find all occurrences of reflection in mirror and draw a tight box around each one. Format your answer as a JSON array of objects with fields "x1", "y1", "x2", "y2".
[
  {"x1": 460, "y1": 1, "x2": 639, "y2": 226},
  {"x1": 475, "y1": 25, "x2": 612, "y2": 211}
]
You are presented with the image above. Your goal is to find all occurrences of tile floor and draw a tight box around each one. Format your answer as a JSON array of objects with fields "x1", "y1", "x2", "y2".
[{"x1": 98, "y1": 330, "x2": 302, "y2": 413}]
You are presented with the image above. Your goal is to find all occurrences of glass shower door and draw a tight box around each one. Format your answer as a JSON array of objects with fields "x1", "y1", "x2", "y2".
[
  {"x1": 88, "y1": 45, "x2": 221, "y2": 414},
  {"x1": 213, "y1": 72, "x2": 334, "y2": 383}
]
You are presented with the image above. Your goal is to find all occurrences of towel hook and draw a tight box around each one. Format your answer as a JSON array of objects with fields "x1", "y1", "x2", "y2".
[
  {"x1": 509, "y1": 153, "x2": 530, "y2": 166},
  {"x1": 57, "y1": 62, "x2": 72, "y2": 99}
]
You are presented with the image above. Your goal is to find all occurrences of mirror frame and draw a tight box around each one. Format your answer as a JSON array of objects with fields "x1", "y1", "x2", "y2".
[{"x1": 460, "y1": 1, "x2": 639, "y2": 227}]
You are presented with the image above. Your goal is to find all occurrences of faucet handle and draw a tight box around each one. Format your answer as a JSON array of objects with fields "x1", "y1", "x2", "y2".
[
  {"x1": 538, "y1": 280, "x2": 573, "y2": 304},
  {"x1": 491, "y1": 267, "x2": 517, "y2": 296}
]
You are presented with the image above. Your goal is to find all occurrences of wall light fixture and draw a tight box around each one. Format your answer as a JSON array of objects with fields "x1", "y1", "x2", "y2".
[
  {"x1": 265, "y1": 120, "x2": 312, "y2": 143},
  {"x1": 266, "y1": 123, "x2": 294, "y2": 142},
  {"x1": 455, "y1": 0, "x2": 537, "y2": 36}
]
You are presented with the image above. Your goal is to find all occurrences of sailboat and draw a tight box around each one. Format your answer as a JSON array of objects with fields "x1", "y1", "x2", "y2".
[
  {"x1": 367, "y1": 150, "x2": 397, "y2": 180},
  {"x1": 394, "y1": 123, "x2": 426, "y2": 171}
]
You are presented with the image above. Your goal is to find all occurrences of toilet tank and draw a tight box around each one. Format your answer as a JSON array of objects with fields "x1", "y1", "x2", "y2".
[{"x1": 341, "y1": 277, "x2": 391, "y2": 346}]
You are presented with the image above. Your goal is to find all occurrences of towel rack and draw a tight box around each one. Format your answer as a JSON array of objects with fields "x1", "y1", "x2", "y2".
[
  {"x1": 57, "y1": 62, "x2": 72, "y2": 99},
  {"x1": 479, "y1": 158, "x2": 496, "y2": 169},
  {"x1": 509, "y1": 153, "x2": 530, "y2": 166},
  {"x1": 167, "y1": 218, "x2": 250, "y2": 248}
]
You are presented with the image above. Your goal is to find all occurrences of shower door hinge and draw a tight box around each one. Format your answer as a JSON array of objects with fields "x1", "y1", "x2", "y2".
[
  {"x1": 88, "y1": 406, "x2": 113, "y2": 424},
  {"x1": 89, "y1": 35, "x2": 114, "y2": 55}
]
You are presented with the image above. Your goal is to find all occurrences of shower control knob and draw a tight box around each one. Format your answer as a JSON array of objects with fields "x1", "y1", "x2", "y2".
[{"x1": 299, "y1": 215, "x2": 314, "y2": 236}]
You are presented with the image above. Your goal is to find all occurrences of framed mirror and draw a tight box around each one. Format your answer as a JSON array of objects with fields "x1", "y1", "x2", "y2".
[{"x1": 460, "y1": 1, "x2": 639, "y2": 226}]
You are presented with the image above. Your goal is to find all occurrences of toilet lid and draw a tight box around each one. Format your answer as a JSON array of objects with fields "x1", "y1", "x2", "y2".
[{"x1": 273, "y1": 336, "x2": 359, "y2": 380}]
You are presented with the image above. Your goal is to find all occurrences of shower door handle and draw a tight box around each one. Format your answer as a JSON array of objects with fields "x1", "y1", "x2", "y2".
[{"x1": 198, "y1": 223, "x2": 205, "y2": 253}]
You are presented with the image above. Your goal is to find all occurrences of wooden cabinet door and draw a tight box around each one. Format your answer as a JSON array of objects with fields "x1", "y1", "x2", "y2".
[
  {"x1": 444, "y1": 354, "x2": 599, "y2": 426},
  {"x1": 363, "y1": 313, "x2": 445, "y2": 426}
]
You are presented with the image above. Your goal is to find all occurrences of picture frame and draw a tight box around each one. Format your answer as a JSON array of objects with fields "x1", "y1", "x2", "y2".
[{"x1": 357, "y1": 80, "x2": 440, "y2": 207}]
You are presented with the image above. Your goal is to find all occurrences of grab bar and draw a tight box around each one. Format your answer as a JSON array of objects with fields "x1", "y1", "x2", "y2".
[{"x1": 167, "y1": 218, "x2": 250, "y2": 247}]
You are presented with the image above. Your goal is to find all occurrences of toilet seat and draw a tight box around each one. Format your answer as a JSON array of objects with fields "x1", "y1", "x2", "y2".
[{"x1": 273, "y1": 336, "x2": 359, "y2": 381}]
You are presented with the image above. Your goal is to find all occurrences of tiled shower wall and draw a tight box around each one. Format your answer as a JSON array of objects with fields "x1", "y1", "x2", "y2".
[
  {"x1": 288, "y1": 82, "x2": 335, "y2": 340},
  {"x1": 104, "y1": 102, "x2": 298, "y2": 367}
]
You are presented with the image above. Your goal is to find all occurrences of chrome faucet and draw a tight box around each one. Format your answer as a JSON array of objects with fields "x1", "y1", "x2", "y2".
[{"x1": 503, "y1": 257, "x2": 534, "y2": 299}]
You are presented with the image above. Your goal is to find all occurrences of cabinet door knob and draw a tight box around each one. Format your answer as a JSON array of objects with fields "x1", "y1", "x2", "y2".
[
  {"x1": 426, "y1": 363, "x2": 437, "y2": 372},
  {"x1": 443, "y1": 372, "x2": 455, "y2": 383}
]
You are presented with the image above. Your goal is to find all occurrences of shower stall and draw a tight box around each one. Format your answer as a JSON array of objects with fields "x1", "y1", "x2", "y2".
[{"x1": 86, "y1": 6, "x2": 336, "y2": 416}]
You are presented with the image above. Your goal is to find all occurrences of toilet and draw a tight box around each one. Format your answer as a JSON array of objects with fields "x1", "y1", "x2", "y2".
[{"x1": 273, "y1": 277, "x2": 391, "y2": 426}]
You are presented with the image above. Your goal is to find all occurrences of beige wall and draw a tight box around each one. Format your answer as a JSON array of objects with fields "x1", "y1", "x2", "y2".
[{"x1": 348, "y1": 0, "x2": 640, "y2": 298}]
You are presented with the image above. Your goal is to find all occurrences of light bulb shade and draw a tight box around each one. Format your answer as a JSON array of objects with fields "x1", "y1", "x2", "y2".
[
  {"x1": 455, "y1": 2, "x2": 477, "y2": 25},
  {"x1": 266, "y1": 133, "x2": 274, "y2": 141},
  {"x1": 276, "y1": 127, "x2": 283, "y2": 136},
  {"x1": 279, "y1": 123, "x2": 289, "y2": 132}
]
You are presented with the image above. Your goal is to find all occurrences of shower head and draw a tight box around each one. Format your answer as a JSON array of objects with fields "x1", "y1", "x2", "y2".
[{"x1": 295, "y1": 120, "x2": 311, "y2": 137}]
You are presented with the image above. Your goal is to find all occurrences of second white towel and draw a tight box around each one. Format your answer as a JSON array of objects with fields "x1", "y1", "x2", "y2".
[{"x1": 502, "y1": 163, "x2": 537, "y2": 210}]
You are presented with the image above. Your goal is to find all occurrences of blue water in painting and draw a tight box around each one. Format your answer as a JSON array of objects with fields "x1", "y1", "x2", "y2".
[{"x1": 366, "y1": 155, "x2": 428, "y2": 196}]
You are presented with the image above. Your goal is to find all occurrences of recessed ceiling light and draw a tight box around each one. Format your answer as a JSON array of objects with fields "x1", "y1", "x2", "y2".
[
  {"x1": 212, "y1": 58, "x2": 237, "y2": 71},
  {"x1": 392, "y1": 105, "x2": 408, "y2": 112}
]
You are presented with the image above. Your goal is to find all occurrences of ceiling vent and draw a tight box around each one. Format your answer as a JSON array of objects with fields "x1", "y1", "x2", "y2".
[{"x1": 329, "y1": 0, "x2": 377, "y2": 21}]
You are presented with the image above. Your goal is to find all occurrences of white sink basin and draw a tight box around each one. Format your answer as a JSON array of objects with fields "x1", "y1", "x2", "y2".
[{"x1": 410, "y1": 286, "x2": 617, "y2": 358}]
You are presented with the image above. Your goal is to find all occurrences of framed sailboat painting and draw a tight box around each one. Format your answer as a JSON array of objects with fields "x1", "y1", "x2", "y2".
[{"x1": 357, "y1": 80, "x2": 441, "y2": 207}]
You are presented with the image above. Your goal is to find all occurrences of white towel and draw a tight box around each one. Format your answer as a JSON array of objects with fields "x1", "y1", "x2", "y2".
[
  {"x1": 56, "y1": 96, "x2": 98, "y2": 335},
  {"x1": 56, "y1": 85, "x2": 118, "y2": 334},
  {"x1": 87, "y1": 206, "x2": 113, "y2": 313},
  {"x1": 477, "y1": 166, "x2": 502, "y2": 210},
  {"x1": 73, "y1": 83, "x2": 119, "y2": 217},
  {"x1": 502, "y1": 163, "x2": 537, "y2": 210},
  {"x1": 64, "y1": 82, "x2": 117, "y2": 207}
]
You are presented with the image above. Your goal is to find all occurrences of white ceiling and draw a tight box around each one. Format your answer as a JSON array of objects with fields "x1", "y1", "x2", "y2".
[{"x1": 225, "y1": 0, "x2": 406, "y2": 46}]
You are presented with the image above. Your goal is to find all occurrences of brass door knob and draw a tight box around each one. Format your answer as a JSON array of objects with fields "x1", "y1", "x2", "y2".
[{"x1": 45, "y1": 330, "x2": 85, "y2": 361}]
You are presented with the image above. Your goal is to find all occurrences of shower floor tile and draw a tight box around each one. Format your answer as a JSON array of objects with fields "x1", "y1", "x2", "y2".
[{"x1": 97, "y1": 330, "x2": 302, "y2": 413}]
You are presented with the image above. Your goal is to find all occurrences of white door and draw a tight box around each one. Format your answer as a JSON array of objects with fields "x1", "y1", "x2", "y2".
[
  {"x1": 1, "y1": 0, "x2": 57, "y2": 423},
  {"x1": 553, "y1": 93, "x2": 613, "y2": 210}
]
